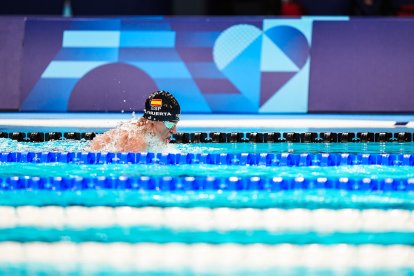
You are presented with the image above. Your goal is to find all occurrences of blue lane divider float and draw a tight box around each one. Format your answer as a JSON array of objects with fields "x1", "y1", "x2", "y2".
[
  {"x1": 1, "y1": 176, "x2": 413, "y2": 192},
  {"x1": 1, "y1": 152, "x2": 414, "y2": 166}
]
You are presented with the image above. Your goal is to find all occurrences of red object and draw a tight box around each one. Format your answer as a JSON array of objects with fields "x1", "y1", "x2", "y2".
[
  {"x1": 281, "y1": 2, "x2": 303, "y2": 16},
  {"x1": 396, "y1": 4, "x2": 414, "y2": 16}
]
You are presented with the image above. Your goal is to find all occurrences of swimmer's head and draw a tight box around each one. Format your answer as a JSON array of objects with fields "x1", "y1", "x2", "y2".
[{"x1": 143, "y1": 90, "x2": 180, "y2": 122}]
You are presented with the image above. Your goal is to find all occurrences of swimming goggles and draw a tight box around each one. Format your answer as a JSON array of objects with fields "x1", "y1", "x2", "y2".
[{"x1": 163, "y1": 121, "x2": 178, "y2": 129}]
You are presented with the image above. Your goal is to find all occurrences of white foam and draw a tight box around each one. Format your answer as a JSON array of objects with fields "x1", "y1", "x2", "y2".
[
  {"x1": 143, "y1": 131, "x2": 171, "y2": 153},
  {"x1": 86, "y1": 119, "x2": 176, "y2": 153}
]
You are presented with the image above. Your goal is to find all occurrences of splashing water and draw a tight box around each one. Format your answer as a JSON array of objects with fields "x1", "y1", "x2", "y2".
[
  {"x1": 85, "y1": 118, "x2": 175, "y2": 153},
  {"x1": 0, "y1": 113, "x2": 179, "y2": 153},
  {"x1": 0, "y1": 138, "x2": 89, "y2": 153}
]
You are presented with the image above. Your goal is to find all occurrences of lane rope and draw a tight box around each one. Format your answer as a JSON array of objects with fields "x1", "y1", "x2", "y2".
[
  {"x1": 1, "y1": 131, "x2": 412, "y2": 143},
  {"x1": 1, "y1": 175, "x2": 413, "y2": 192},
  {"x1": 0, "y1": 206, "x2": 412, "y2": 232},
  {"x1": 0, "y1": 242, "x2": 412, "y2": 270},
  {"x1": 1, "y1": 152, "x2": 414, "y2": 166}
]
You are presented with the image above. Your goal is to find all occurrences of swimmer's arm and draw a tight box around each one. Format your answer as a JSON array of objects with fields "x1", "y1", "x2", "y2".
[
  {"x1": 89, "y1": 129, "x2": 147, "y2": 152},
  {"x1": 89, "y1": 129, "x2": 127, "y2": 151},
  {"x1": 88, "y1": 130, "x2": 113, "y2": 151},
  {"x1": 122, "y1": 134, "x2": 147, "y2": 152}
]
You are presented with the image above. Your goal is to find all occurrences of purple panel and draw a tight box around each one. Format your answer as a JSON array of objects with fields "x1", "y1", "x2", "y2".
[
  {"x1": 195, "y1": 78, "x2": 239, "y2": 94},
  {"x1": 260, "y1": 72, "x2": 296, "y2": 105},
  {"x1": 20, "y1": 19, "x2": 71, "y2": 104},
  {"x1": 309, "y1": 19, "x2": 414, "y2": 113},
  {"x1": 68, "y1": 63, "x2": 157, "y2": 112},
  {"x1": 176, "y1": 47, "x2": 213, "y2": 62},
  {"x1": 0, "y1": 17, "x2": 25, "y2": 110}
]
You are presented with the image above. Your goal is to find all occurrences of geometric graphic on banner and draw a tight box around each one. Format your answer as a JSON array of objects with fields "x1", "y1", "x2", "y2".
[
  {"x1": 213, "y1": 23, "x2": 310, "y2": 111},
  {"x1": 213, "y1": 24, "x2": 262, "y2": 71},
  {"x1": 68, "y1": 63, "x2": 157, "y2": 111},
  {"x1": 20, "y1": 17, "x2": 347, "y2": 113},
  {"x1": 259, "y1": 63, "x2": 310, "y2": 112},
  {"x1": 260, "y1": 34, "x2": 299, "y2": 72},
  {"x1": 265, "y1": 25, "x2": 309, "y2": 69},
  {"x1": 221, "y1": 36, "x2": 262, "y2": 107},
  {"x1": 212, "y1": 24, "x2": 262, "y2": 111},
  {"x1": 258, "y1": 17, "x2": 348, "y2": 113},
  {"x1": 20, "y1": 18, "x2": 213, "y2": 112},
  {"x1": 259, "y1": 25, "x2": 309, "y2": 108},
  {"x1": 260, "y1": 72, "x2": 296, "y2": 106}
]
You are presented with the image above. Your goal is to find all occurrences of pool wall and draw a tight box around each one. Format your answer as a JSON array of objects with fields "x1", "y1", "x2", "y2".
[{"x1": 1, "y1": 16, "x2": 414, "y2": 113}]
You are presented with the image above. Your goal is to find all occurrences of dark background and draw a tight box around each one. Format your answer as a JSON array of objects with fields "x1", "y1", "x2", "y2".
[{"x1": 0, "y1": 0, "x2": 413, "y2": 16}]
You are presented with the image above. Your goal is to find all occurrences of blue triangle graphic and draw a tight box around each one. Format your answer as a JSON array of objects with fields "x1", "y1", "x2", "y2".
[
  {"x1": 259, "y1": 62, "x2": 310, "y2": 113},
  {"x1": 264, "y1": 26, "x2": 309, "y2": 70},
  {"x1": 222, "y1": 35, "x2": 262, "y2": 108},
  {"x1": 261, "y1": 35, "x2": 299, "y2": 72}
]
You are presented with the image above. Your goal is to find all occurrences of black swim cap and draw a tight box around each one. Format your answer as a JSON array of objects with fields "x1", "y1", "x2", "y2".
[{"x1": 143, "y1": 90, "x2": 180, "y2": 122}]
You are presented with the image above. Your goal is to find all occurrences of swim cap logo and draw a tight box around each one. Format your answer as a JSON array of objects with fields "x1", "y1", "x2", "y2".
[{"x1": 150, "y1": 99, "x2": 162, "y2": 107}]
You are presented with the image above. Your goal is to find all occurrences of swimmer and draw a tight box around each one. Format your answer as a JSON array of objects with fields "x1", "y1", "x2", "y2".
[{"x1": 89, "y1": 90, "x2": 180, "y2": 152}]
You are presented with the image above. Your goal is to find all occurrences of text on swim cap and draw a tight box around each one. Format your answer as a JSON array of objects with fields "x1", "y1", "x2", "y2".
[{"x1": 146, "y1": 111, "x2": 172, "y2": 116}]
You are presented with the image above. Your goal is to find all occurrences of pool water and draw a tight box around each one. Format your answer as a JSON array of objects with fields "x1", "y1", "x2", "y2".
[
  {"x1": 3, "y1": 162, "x2": 414, "y2": 179},
  {"x1": 0, "y1": 135, "x2": 413, "y2": 274}
]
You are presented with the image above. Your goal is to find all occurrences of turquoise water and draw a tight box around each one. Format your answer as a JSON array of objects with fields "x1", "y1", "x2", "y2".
[
  {"x1": 1, "y1": 227, "x2": 413, "y2": 245},
  {"x1": 1, "y1": 139, "x2": 414, "y2": 180},
  {"x1": 1, "y1": 138, "x2": 414, "y2": 154},
  {"x1": 1, "y1": 137, "x2": 414, "y2": 274},
  {"x1": 1, "y1": 190, "x2": 412, "y2": 209},
  {"x1": 1, "y1": 162, "x2": 414, "y2": 179},
  {"x1": 1, "y1": 265, "x2": 411, "y2": 276}
]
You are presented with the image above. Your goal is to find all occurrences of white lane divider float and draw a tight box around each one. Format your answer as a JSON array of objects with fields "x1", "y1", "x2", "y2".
[
  {"x1": 0, "y1": 206, "x2": 412, "y2": 232},
  {"x1": 0, "y1": 242, "x2": 412, "y2": 270}
]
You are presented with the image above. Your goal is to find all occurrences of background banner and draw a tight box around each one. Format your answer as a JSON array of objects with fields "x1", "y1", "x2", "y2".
[
  {"x1": 0, "y1": 17, "x2": 25, "y2": 110},
  {"x1": 308, "y1": 19, "x2": 414, "y2": 113},
  {"x1": 1, "y1": 16, "x2": 413, "y2": 113}
]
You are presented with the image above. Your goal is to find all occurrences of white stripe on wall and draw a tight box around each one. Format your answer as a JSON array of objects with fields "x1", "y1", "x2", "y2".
[{"x1": 0, "y1": 118, "x2": 398, "y2": 129}]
